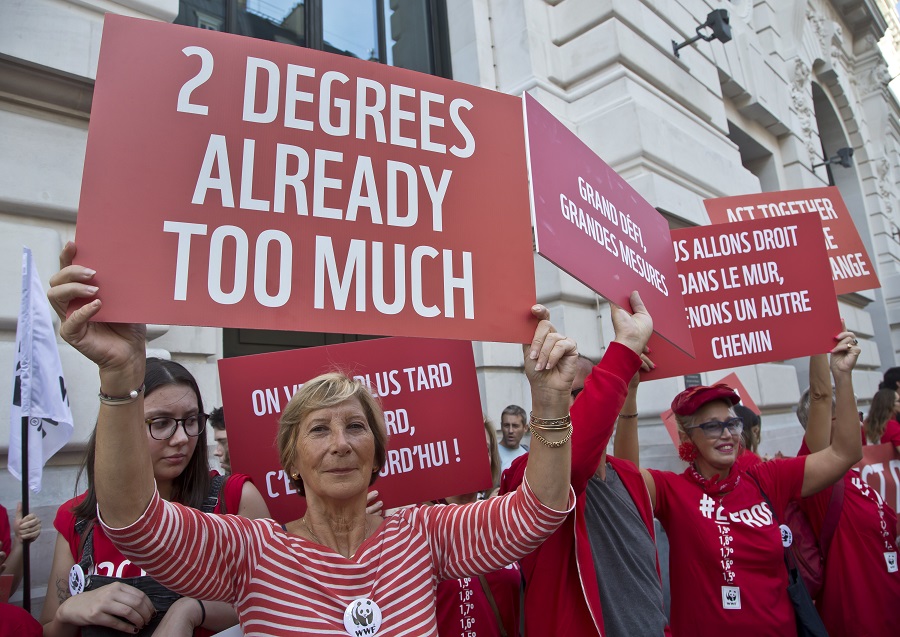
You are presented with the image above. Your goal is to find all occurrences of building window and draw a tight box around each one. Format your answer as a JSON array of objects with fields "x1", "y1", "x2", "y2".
[
  {"x1": 175, "y1": 1, "x2": 451, "y2": 77},
  {"x1": 194, "y1": 10, "x2": 224, "y2": 30},
  {"x1": 174, "y1": 1, "x2": 451, "y2": 354}
]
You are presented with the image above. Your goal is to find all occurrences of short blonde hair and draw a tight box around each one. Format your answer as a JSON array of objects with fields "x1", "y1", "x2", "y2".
[{"x1": 277, "y1": 373, "x2": 388, "y2": 497}]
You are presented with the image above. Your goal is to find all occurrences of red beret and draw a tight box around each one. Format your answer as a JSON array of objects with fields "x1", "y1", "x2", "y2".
[{"x1": 671, "y1": 383, "x2": 740, "y2": 416}]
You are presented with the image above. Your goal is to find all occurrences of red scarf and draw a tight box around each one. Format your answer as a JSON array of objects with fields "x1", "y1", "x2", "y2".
[{"x1": 684, "y1": 463, "x2": 742, "y2": 496}]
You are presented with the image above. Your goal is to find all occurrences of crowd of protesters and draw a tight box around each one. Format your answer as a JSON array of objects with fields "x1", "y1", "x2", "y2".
[{"x1": 0, "y1": 243, "x2": 897, "y2": 636}]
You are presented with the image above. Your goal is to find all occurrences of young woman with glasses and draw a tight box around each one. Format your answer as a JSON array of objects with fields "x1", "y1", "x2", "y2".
[
  {"x1": 628, "y1": 330, "x2": 863, "y2": 637},
  {"x1": 41, "y1": 357, "x2": 270, "y2": 636}
]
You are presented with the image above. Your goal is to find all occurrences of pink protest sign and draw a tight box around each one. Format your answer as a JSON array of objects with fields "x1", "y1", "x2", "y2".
[
  {"x1": 642, "y1": 214, "x2": 841, "y2": 380},
  {"x1": 523, "y1": 93, "x2": 693, "y2": 355},
  {"x1": 704, "y1": 187, "x2": 879, "y2": 296},
  {"x1": 75, "y1": 15, "x2": 537, "y2": 343},
  {"x1": 218, "y1": 336, "x2": 491, "y2": 523}
]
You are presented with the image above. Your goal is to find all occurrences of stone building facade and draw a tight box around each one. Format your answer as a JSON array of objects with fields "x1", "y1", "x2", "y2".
[{"x1": 1, "y1": 0, "x2": 899, "y2": 609}]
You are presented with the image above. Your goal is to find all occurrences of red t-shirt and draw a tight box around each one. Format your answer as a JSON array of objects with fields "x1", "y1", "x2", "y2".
[
  {"x1": 0, "y1": 603, "x2": 41, "y2": 637},
  {"x1": 53, "y1": 473, "x2": 250, "y2": 635},
  {"x1": 649, "y1": 457, "x2": 806, "y2": 637},
  {"x1": 882, "y1": 418, "x2": 900, "y2": 447},
  {"x1": 54, "y1": 474, "x2": 249, "y2": 579},
  {"x1": 797, "y1": 441, "x2": 900, "y2": 636},
  {"x1": 435, "y1": 562, "x2": 521, "y2": 637},
  {"x1": 0, "y1": 505, "x2": 10, "y2": 557},
  {"x1": 734, "y1": 449, "x2": 761, "y2": 471}
]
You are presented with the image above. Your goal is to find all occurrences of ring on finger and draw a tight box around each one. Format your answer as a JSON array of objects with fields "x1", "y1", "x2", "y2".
[{"x1": 850, "y1": 338, "x2": 858, "y2": 345}]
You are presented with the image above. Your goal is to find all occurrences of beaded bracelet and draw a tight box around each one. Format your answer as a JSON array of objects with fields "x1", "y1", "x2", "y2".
[{"x1": 618, "y1": 413, "x2": 639, "y2": 419}]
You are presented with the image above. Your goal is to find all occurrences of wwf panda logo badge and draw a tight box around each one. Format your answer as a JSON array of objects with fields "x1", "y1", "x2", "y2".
[
  {"x1": 68, "y1": 564, "x2": 86, "y2": 596},
  {"x1": 343, "y1": 598, "x2": 382, "y2": 636},
  {"x1": 721, "y1": 585, "x2": 741, "y2": 609},
  {"x1": 779, "y1": 524, "x2": 793, "y2": 547}
]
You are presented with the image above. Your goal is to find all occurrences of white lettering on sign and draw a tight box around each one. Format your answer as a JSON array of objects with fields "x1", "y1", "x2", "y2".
[{"x1": 165, "y1": 45, "x2": 495, "y2": 322}]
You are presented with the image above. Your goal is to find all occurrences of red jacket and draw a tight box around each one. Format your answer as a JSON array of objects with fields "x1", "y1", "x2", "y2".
[{"x1": 501, "y1": 343, "x2": 666, "y2": 636}]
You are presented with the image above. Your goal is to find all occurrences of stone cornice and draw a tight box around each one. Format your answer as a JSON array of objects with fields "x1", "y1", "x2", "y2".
[
  {"x1": 829, "y1": 0, "x2": 888, "y2": 40},
  {"x1": 0, "y1": 54, "x2": 93, "y2": 120}
]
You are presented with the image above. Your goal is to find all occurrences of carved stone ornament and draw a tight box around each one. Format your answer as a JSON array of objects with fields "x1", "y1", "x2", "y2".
[{"x1": 790, "y1": 59, "x2": 819, "y2": 166}]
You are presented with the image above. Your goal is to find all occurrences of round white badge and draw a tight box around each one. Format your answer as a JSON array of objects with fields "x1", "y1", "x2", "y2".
[
  {"x1": 343, "y1": 598, "x2": 382, "y2": 636},
  {"x1": 779, "y1": 524, "x2": 793, "y2": 548},
  {"x1": 68, "y1": 564, "x2": 86, "y2": 596}
]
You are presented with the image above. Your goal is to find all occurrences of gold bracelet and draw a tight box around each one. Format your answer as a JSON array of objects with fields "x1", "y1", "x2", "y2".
[
  {"x1": 530, "y1": 424, "x2": 573, "y2": 448},
  {"x1": 529, "y1": 412, "x2": 572, "y2": 430},
  {"x1": 618, "y1": 413, "x2": 638, "y2": 419},
  {"x1": 531, "y1": 423, "x2": 573, "y2": 432}
]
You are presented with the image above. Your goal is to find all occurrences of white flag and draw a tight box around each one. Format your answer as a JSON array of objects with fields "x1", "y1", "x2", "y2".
[{"x1": 8, "y1": 247, "x2": 74, "y2": 493}]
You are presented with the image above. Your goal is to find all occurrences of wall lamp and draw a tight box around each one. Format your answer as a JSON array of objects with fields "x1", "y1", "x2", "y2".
[
  {"x1": 672, "y1": 9, "x2": 732, "y2": 58},
  {"x1": 812, "y1": 147, "x2": 854, "y2": 169}
]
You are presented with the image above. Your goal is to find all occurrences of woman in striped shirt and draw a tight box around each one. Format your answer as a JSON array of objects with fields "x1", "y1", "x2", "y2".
[{"x1": 48, "y1": 242, "x2": 655, "y2": 636}]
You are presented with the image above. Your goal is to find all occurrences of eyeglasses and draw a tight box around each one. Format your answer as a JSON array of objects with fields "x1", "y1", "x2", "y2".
[
  {"x1": 685, "y1": 417, "x2": 743, "y2": 439},
  {"x1": 145, "y1": 414, "x2": 207, "y2": 440},
  {"x1": 571, "y1": 387, "x2": 584, "y2": 400}
]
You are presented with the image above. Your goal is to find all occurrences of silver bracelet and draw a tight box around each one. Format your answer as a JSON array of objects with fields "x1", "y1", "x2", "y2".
[{"x1": 98, "y1": 383, "x2": 145, "y2": 406}]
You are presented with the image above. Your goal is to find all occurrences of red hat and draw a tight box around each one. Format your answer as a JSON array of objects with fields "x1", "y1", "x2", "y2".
[{"x1": 671, "y1": 383, "x2": 740, "y2": 416}]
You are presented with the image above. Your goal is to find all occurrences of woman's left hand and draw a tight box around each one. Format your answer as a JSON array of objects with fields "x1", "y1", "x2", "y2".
[
  {"x1": 830, "y1": 328, "x2": 860, "y2": 376},
  {"x1": 365, "y1": 490, "x2": 383, "y2": 517},
  {"x1": 523, "y1": 305, "x2": 578, "y2": 396}
]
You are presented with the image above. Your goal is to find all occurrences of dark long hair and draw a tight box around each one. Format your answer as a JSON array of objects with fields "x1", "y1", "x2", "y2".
[
  {"x1": 72, "y1": 358, "x2": 211, "y2": 520},
  {"x1": 864, "y1": 388, "x2": 896, "y2": 445}
]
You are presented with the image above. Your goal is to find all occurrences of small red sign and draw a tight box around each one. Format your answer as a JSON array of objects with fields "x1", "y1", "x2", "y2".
[
  {"x1": 523, "y1": 94, "x2": 693, "y2": 355},
  {"x1": 642, "y1": 214, "x2": 841, "y2": 380},
  {"x1": 704, "y1": 187, "x2": 879, "y2": 296},
  {"x1": 218, "y1": 336, "x2": 491, "y2": 523},
  {"x1": 855, "y1": 443, "x2": 900, "y2": 533},
  {"x1": 74, "y1": 15, "x2": 537, "y2": 343}
]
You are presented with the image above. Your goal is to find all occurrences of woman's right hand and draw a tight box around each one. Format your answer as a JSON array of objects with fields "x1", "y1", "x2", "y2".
[
  {"x1": 830, "y1": 328, "x2": 860, "y2": 377},
  {"x1": 56, "y1": 582, "x2": 155, "y2": 632},
  {"x1": 48, "y1": 242, "x2": 146, "y2": 376},
  {"x1": 612, "y1": 291, "x2": 653, "y2": 356},
  {"x1": 14, "y1": 502, "x2": 41, "y2": 543}
]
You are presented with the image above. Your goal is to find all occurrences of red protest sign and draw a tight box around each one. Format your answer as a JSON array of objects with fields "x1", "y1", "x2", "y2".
[
  {"x1": 74, "y1": 15, "x2": 536, "y2": 343},
  {"x1": 523, "y1": 94, "x2": 693, "y2": 355},
  {"x1": 659, "y1": 372, "x2": 759, "y2": 447},
  {"x1": 642, "y1": 214, "x2": 841, "y2": 380},
  {"x1": 218, "y1": 336, "x2": 492, "y2": 523},
  {"x1": 704, "y1": 187, "x2": 879, "y2": 296},
  {"x1": 855, "y1": 443, "x2": 900, "y2": 532},
  {"x1": 716, "y1": 372, "x2": 760, "y2": 414}
]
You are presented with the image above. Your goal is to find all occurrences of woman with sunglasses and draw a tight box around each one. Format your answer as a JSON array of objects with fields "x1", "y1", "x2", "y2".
[
  {"x1": 635, "y1": 330, "x2": 863, "y2": 637},
  {"x1": 41, "y1": 357, "x2": 270, "y2": 636}
]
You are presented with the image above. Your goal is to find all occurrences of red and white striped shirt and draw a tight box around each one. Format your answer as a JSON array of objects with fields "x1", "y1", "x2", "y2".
[{"x1": 103, "y1": 479, "x2": 572, "y2": 636}]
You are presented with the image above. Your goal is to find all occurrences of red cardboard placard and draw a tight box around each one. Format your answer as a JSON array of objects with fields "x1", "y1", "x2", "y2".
[
  {"x1": 218, "y1": 336, "x2": 491, "y2": 523},
  {"x1": 856, "y1": 444, "x2": 900, "y2": 525},
  {"x1": 660, "y1": 372, "x2": 759, "y2": 446},
  {"x1": 704, "y1": 187, "x2": 879, "y2": 296},
  {"x1": 523, "y1": 94, "x2": 693, "y2": 355},
  {"x1": 74, "y1": 15, "x2": 536, "y2": 343},
  {"x1": 642, "y1": 214, "x2": 841, "y2": 380}
]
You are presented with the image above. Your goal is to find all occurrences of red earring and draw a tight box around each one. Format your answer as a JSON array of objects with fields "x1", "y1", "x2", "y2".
[{"x1": 678, "y1": 441, "x2": 698, "y2": 463}]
